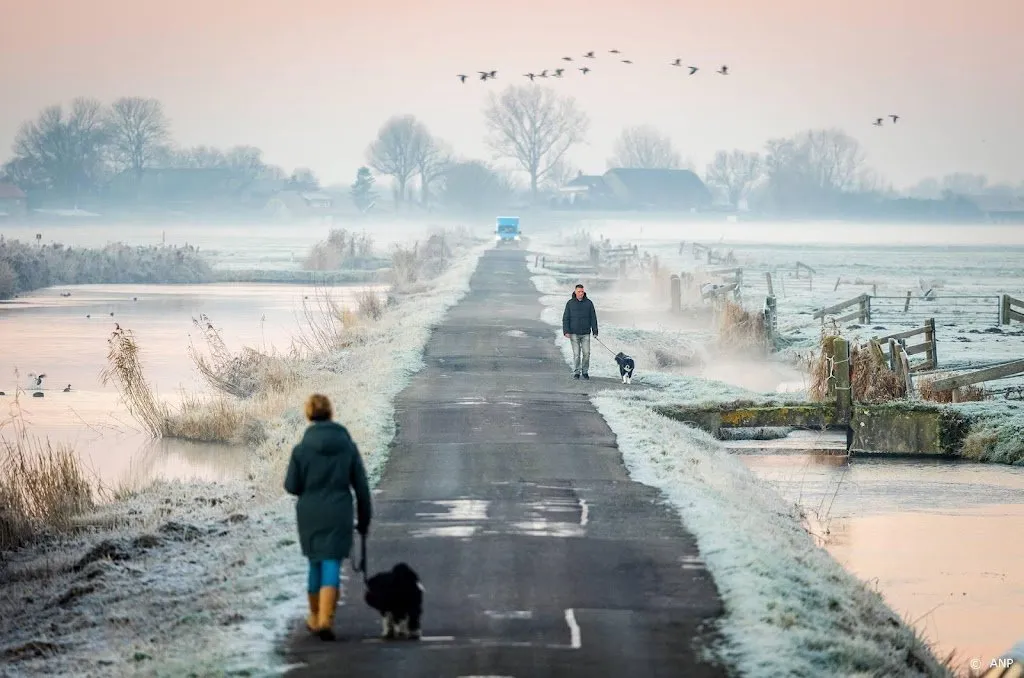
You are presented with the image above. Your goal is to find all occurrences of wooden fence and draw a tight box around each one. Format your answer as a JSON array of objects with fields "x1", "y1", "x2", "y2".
[
  {"x1": 809, "y1": 292, "x2": 1011, "y2": 326},
  {"x1": 873, "y1": 319, "x2": 938, "y2": 372},
  {"x1": 1003, "y1": 294, "x2": 1024, "y2": 324},
  {"x1": 925, "y1": 359, "x2": 1024, "y2": 402},
  {"x1": 812, "y1": 293, "x2": 872, "y2": 324}
]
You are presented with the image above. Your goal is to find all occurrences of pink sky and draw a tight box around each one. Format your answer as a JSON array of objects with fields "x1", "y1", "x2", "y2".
[{"x1": 1, "y1": 0, "x2": 1021, "y2": 189}]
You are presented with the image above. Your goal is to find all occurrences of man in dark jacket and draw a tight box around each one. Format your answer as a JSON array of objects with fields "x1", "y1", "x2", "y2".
[
  {"x1": 562, "y1": 283, "x2": 599, "y2": 379},
  {"x1": 285, "y1": 393, "x2": 373, "y2": 641}
]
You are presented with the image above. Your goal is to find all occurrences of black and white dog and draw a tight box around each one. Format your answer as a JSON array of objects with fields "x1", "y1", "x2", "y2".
[
  {"x1": 614, "y1": 352, "x2": 636, "y2": 384},
  {"x1": 364, "y1": 562, "x2": 424, "y2": 640}
]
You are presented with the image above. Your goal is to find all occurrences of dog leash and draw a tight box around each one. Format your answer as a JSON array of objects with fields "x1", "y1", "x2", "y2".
[
  {"x1": 354, "y1": 532, "x2": 368, "y2": 585},
  {"x1": 592, "y1": 335, "x2": 617, "y2": 356}
]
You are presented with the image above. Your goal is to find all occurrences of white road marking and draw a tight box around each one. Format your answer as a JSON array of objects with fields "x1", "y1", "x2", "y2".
[
  {"x1": 564, "y1": 608, "x2": 581, "y2": 649},
  {"x1": 578, "y1": 498, "x2": 589, "y2": 527},
  {"x1": 484, "y1": 610, "x2": 533, "y2": 620}
]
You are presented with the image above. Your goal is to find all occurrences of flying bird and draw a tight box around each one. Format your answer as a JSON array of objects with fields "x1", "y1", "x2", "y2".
[
  {"x1": 579, "y1": 66, "x2": 591, "y2": 74},
  {"x1": 538, "y1": 69, "x2": 549, "y2": 78},
  {"x1": 553, "y1": 68, "x2": 565, "y2": 77},
  {"x1": 478, "y1": 71, "x2": 490, "y2": 81},
  {"x1": 457, "y1": 74, "x2": 468, "y2": 83},
  {"x1": 29, "y1": 373, "x2": 46, "y2": 387},
  {"x1": 621, "y1": 59, "x2": 633, "y2": 64},
  {"x1": 583, "y1": 51, "x2": 595, "y2": 58},
  {"x1": 562, "y1": 56, "x2": 573, "y2": 61},
  {"x1": 688, "y1": 66, "x2": 699, "y2": 75},
  {"x1": 671, "y1": 58, "x2": 682, "y2": 66},
  {"x1": 489, "y1": 70, "x2": 497, "y2": 78},
  {"x1": 717, "y1": 65, "x2": 729, "y2": 75},
  {"x1": 609, "y1": 49, "x2": 620, "y2": 54},
  {"x1": 524, "y1": 73, "x2": 536, "y2": 80},
  {"x1": 890, "y1": 114, "x2": 900, "y2": 123},
  {"x1": 873, "y1": 118, "x2": 884, "y2": 126}
]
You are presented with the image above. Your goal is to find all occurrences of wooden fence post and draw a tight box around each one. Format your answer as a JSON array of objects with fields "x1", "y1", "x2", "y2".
[
  {"x1": 1002, "y1": 294, "x2": 1010, "y2": 325},
  {"x1": 670, "y1": 274, "x2": 681, "y2": 313},
  {"x1": 924, "y1": 317, "x2": 937, "y2": 369},
  {"x1": 858, "y1": 294, "x2": 872, "y2": 323},
  {"x1": 765, "y1": 272, "x2": 774, "y2": 296},
  {"x1": 541, "y1": 256, "x2": 546, "y2": 268},
  {"x1": 899, "y1": 346, "x2": 915, "y2": 397},
  {"x1": 888, "y1": 338, "x2": 898, "y2": 371},
  {"x1": 834, "y1": 276, "x2": 842, "y2": 292},
  {"x1": 834, "y1": 337, "x2": 852, "y2": 425},
  {"x1": 904, "y1": 291, "x2": 911, "y2": 313},
  {"x1": 764, "y1": 295, "x2": 778, "y2": 340}
]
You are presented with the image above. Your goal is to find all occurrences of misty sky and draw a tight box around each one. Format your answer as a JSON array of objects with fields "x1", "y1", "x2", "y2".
[{"x1": 2, "y1": 0, "x2": 1021, "y2": 190}]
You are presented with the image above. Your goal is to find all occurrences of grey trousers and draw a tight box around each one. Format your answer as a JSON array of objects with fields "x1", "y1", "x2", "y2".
[{"x1": 569, "y1": 333, "x2": 591, "y2": 375}]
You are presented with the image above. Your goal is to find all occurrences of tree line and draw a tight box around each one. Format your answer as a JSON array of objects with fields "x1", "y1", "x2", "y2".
[
  {"x1": 355, "y1": 84, "x2": 1021, "y2": 214},
  {"x1": 3, "y1": 89, "x2": 1019, "y2": 215},
  {"x1": 0, "y1": 96, "x2": 319, "y2": 202}
]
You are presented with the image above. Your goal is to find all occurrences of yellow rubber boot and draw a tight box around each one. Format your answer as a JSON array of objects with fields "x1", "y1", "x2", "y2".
[
  {"x1": 316, "y1": 586, "x2": 339, "y2": 641},
  {"x1": 306, "y1": 593, "x2": 320, "y2": 633}
]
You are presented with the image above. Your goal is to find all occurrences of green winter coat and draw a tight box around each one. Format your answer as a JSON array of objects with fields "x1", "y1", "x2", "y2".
[{"x1": 284, "y1": 420, "x2": 372, "y2": 562}]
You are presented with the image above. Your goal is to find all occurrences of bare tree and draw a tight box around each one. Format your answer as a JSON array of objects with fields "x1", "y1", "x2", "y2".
[
  {"x1": 11, "y1": 97, "x2": 110, "y2": 199},
  {"x1": 288, "y1": 167, "x2": 319, "y2": 190},
  {"x1": 939, "y1": 172, "x2": 988, "y2": 197},
  {"x1": 366, "y1": 115, "x2": 428, "y2": 207},
  {"x1": 704, "y1": 150, "x2": 763, "y2": 207},
  {"x1": 483, "y1": 84, "x2": 589, "y2": 200},
  {"x1": 608, "y1": 125, "x2": 681, "y2": 169},
  {"x1": 439, "y1": 160, "x2": 513, "y2": 213},
  {"x1": 414, "y1": 136, "x2": 452, "y2": 207},
  {"x1": 107, "y1": 97, "x2": 169, "y2": 183},
  {"x1": 761, "y1": 128, "x2": 865, "y2": 211},
  {"x1": 540, "y1": 158, "x2": 578, "y2": 195}
]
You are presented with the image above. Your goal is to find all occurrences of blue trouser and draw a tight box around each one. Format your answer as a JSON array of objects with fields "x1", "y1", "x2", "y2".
[{"x1": 307, "y1": 559, "x2": 342, "y2": 594}]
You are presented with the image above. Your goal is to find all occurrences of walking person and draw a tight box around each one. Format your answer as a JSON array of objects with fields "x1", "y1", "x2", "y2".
[
  {"x1": 562, "y1": 283, "x2": 599, "y2": 379},
  {"x1": 284, "y1": 393, "x2": 373, "y2": 641}
]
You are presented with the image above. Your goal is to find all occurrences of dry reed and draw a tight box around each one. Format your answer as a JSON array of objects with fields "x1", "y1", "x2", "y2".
[
  {"x1": 717, "y1": 299, "x2": 769, "y2": 352},
  {"x1": 303, "y1": 229, "x2": 375, "y2": 271},
  {"x1": 1, "y1": 401, "x2": 94, "y2": 552},
  {"x1": 805, "y1": 326, "x2": 907, "y2": 403},
  {"x1": 188, "y1": 314, "x2": 299, "y2": 398},
  {"x1": 100, "y1": 325, "x2": 168, "y2": 437},
  {"x1": 916, "y1": 377, "x2": 987, "y2": 404}
]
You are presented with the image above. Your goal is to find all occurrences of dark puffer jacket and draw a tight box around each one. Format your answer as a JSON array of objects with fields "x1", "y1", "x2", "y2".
[
  {"x1": 284, "y1": 420, "x2": 372, "y2": 562},
  {"x1": 562, "y1": 292, "x2": 598, "y2": 336}
]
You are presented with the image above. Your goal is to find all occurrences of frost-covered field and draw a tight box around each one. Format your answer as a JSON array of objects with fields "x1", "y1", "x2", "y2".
[
  {"x1": 528, "y1": 238, "x2": 958, "y2": 677},
  {"x1": 0, "y1": 235, "x2": 492, "y2": 677},
  {"x1": 639, "y1": 234, "x2": 1024, "y2": 389}
]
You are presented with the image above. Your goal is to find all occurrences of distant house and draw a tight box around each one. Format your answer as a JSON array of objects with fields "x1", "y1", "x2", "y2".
[
  {"x1": 558, "y1": 168, "x2": 712, "y2": 211},
  {"x1": 0, "y1": 183, "x2": 28, "y2": 219},
  {"x1": 264, "y1": 190, "x2": 336, "y2": 221},
  {"x1": 969, "y1": 194, "x2": 1024, "y2": 223},
  {"x1": 558, "y1": 172, "x2": 612, "y2": 206}
]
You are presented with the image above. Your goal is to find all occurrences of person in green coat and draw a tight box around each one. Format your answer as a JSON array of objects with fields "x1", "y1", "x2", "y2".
[{"x1": 284, "y1": 393, "x2": 373, "y2": 641}]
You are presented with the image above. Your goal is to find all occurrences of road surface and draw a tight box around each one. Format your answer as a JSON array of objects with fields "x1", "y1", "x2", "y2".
[{"x1": 282, "y1": 247, "x2": 727, "y2": 677}]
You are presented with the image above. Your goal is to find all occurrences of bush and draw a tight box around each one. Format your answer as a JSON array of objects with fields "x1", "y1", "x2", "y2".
[
  {"x1": 303, "y1": 229, "x2": 376, "y2": 271},
  {"x1": 0, "y1": 238, "x2": 213, "y2": 299}
]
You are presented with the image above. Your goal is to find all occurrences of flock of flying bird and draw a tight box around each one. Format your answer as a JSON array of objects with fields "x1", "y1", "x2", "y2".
[
  {"x1": 456, "y1": 48, "x2": 900, "y2": 128},
  {"x1": 456, "y1": 48, "x2": 729, "y2": 84}
]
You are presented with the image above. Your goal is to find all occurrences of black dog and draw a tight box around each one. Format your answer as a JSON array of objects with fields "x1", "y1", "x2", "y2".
[
  {"x1": 364, "y1": 562, "x2": 424, "y2": 640},
  {"x1": 614, "y1": 352, "x2": 635, "y2": 384}
]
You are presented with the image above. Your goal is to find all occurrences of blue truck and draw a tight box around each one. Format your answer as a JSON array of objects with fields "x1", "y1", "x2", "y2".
[{"x1": 495, "y1": 216, "x2": 521, "y2": 244}]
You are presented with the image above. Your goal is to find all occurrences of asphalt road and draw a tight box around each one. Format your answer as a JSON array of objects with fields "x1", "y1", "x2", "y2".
[{"x1": 282, "y1": 247, "x2": 727, "y2": 677}]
